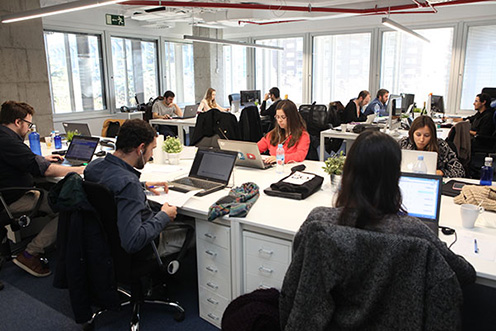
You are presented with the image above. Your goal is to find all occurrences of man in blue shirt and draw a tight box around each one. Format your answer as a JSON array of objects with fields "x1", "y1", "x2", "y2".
[
  {"x1": 85, "y1": 119, "x2": 178, "y2": 254},
  {"x1": 364, "y1": 89, "x2": 389, "y2": 116}
]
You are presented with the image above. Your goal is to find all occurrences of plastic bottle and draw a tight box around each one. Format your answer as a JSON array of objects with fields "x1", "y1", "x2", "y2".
[
  {"x1": 54, "y1": 131, "x2": 62, "y2": 149},
  {"x1": 28, "y1": 125, "x2": 42, "y2": 156},
  {"x1": 412, "y1": 155, "x2": 427, "y2": 174},
  {"x1": 276, "y1": 144, "x2": 285, "y2": 174},
  {"x1": 480, "y1": 157, "x2": 493, "y2": 186}
]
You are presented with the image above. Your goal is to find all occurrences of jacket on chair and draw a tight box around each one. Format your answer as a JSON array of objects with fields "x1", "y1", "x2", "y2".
[
  {"x1": 190, "y1": 108, "x2": 240, "y2": 146},
  {"x1": 238, "y1": 106, "x2": 263, "y2": 142}
]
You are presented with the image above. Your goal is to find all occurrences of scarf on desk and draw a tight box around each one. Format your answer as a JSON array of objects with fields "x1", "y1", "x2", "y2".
[{"x1": 208, "y1": 182, "x2": 259, "y2": 221}]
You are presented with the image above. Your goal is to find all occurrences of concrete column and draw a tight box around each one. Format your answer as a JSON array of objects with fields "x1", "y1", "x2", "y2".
[
  {"x1": 0, "y1": 0, "x2": 53, "y2": 136},
  {"x1": 192, "y1": 27, "x2": 227, "y2": 107}
]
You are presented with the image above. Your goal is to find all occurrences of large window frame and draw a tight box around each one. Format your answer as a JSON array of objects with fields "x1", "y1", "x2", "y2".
[{"x1": 162, "y1": 40, "x2": 195, "y2": 106}]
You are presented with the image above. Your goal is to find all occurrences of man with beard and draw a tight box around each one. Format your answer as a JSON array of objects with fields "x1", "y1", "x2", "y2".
[{"x1": 341, "y1": 90, "x2": 371, "y2": 124}]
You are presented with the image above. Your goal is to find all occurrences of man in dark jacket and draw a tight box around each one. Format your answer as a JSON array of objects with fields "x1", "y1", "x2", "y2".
[
  {"x1": 260, "y1": 87, "x2": 282, "y2": 132},
  {"x1": 341, "y1": 90, "x2": 371, "y2": 124}
]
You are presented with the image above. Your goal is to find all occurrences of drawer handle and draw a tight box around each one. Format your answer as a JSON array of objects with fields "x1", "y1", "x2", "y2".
[
  {"x1": 259, "y1": 266, "x2": 274, "y2": 274},
  {"x1": 207, "y1": 313, "x2": 220, "y2": 321},
  {"x1": 206, "y1": 266, "x2": 218, "y2": 273},
  {"x1": 259, "y1": 284, "x2": 271, "y2": 290},
  {"x1": 205, "y1": 250, "x2": 217, "y2": 257},
  {"x1": 206, "y1": 282, "x2": 219, "y2": 290},
  {"x1": 204, "y1": 233, "x2": 216, "y2": 240},
  {"x1": 207, "y1": 298, "x2": 219, "y2": 305},
  {"x1": 258, "y1": 248, "x2": 274, "y2": 256}
]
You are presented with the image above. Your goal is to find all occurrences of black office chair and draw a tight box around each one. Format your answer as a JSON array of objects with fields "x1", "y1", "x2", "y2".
[
  {"x1": 238, "y1": 105, "x2": 263, "y2": 142},
  {"x1": 298, "y1": 102, "x2": 331, "y2": 160}
]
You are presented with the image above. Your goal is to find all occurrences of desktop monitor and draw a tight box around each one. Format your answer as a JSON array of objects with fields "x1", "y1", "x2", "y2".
[
  {"x1": 400, "y1": 93, "x2": 415, "y2": 113},
  {"x1": 431, "y1": 95, "x2": 445, "y2": 113},
  {"x1": 240, "y1": 90, "x2": 261, "y2": 106}
]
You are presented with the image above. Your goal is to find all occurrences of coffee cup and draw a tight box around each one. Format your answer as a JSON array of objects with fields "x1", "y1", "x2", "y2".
[
  {"x1": 341, "y1": 124, "x2": 347, "y2": 132},
  {"x1": 460, "y1": 204, "x2": 484, "y2": 228}
]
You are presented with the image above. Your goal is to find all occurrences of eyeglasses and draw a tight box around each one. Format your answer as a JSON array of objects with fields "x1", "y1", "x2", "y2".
[
  {"x1": 274, "y1": 115, "x2": 287, "y2": 120},
  {"x1": 20, "y1": 118, "x2": 34, "y2": 129}
]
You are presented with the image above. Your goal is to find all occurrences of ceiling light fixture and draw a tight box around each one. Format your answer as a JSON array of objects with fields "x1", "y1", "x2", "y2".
[
  {"x1": 382, "y1": 17, "x2": 430, "y2": 43},
  {"x1": 183, "y1": 35, "x2": 284, "y2": 51},
  {"x1": 1, "y1": 0, "x2": 128, "y2": 24}
]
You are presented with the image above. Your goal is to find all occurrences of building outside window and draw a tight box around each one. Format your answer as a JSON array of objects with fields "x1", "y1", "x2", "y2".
[
  {"x1": 164, "y1": 41, "x2": 195, "y2": 105},
  {"x1": 223, "y1": 45, "x2": 247, "y2": 96},
  {"x1": 44, "y1": 30, "x2": 105, "y2": 114}
]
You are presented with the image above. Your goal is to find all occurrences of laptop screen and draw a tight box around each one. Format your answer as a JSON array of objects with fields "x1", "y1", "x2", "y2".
[
  {"x1": 190, "y1": 148, "x2": 237, "y2": 183},
  {"x1": 66, "y1": 136, "x2": 100, "y2": 162},
  {"x1": 399, "y1": 172, "x2": 442, "y2": 234}
]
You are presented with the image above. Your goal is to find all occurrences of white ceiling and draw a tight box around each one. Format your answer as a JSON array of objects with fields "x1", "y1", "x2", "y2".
[{"x1": 37, "y1": 0, "x2": 492, "y2": 29}]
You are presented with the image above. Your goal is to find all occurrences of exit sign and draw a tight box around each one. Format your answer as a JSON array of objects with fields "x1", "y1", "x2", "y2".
[{"x1": 106, "y1": 14, "x2": 125, "y2": 26}]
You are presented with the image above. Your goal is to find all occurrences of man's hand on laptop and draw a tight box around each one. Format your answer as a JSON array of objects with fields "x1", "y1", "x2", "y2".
[
  {"x1": 161, "y1": 203, "x2": 177, "y2": 221},
  {"x1": 45, "y1": 154, "x2": 64, "y2": 163},
  {"x1": 145, "y1": 181, "x2": 169, "y2": 195}
]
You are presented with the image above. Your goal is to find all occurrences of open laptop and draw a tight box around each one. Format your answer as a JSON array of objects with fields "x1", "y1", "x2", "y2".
[
  {"x1": 168, "y1": 148, "x2": 238, "y2": 197},
  {"x1": 399, "y1": 172, "x2": 442, "y2": 236},
  {"x1": 401, "y1": 150, "x2": 438, "y2": 175},
  {"x1": 62, "y1": 122, "x2": 91, "y2": 136},
  {"x1": 365, "y1": 114, "x2": 376, "y2": 124},
  {"x1": 173, "y1": 105, "x2": 197, "y2": 119},
  {"x1": 218, "y1": 140, "x2": 272, "y2": 170},
  {"x1": 61, "y1": 135, "x2": 100, "y2": 166}
]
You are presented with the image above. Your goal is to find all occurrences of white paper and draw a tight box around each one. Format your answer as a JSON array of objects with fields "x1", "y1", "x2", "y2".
[
  {"x1": 154, "y1": 134, "x2": 164, "y2": 164},
  {"x1": 451, "y1": 233, "x2": 496, "y2": 262},
  {"x1": 282, "y1": 171, "x2": 315, "y2": 185},
  {"x1": 148, "y1": 189, "x2": 201, "y2": 207}
]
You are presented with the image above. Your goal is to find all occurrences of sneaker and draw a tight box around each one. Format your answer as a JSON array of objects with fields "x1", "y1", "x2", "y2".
[{"x1": 13, "y1": 251, "x2": 51, "y2": 277}]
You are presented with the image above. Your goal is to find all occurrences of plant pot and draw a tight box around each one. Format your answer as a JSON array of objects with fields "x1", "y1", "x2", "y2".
[
  {"x1": 330, "y1": 174, "x2": 342, "y2": 191},
  {"x1": 167, "y1": 152, "x2": 180, "y2": 165}
]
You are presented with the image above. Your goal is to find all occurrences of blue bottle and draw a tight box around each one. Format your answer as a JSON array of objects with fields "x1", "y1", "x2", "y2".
[
  {"x1": 480, "y1": 157, "x2": 493, "y2": 186},
  {"x1": 54, "y1": 132, "x2": 62, "y2": 149},
  {"x1": 28, "y1": 125, "x2": 42, "y2": 156}
]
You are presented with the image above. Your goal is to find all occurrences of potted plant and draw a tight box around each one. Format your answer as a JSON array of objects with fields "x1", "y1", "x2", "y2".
[
  {"x1": 162, "y1": 136, "x2": 183, "y2": 165},
  {"x1": 322, "y1": 152, "x2": 346, "y2": 188},
  {"x1": 66, "y1": 130, "x2": 80, "y2": 143}
]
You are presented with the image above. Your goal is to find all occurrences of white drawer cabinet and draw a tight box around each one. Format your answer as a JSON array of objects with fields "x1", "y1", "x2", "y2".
[
  {"x1": 196, "y1": 220, "x2": 231, "y2": 328},
  {"x1": 243, "y1": 231, "x2": 292, "y2": 293}
]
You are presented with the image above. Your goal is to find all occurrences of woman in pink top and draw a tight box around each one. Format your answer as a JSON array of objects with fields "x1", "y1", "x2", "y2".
[{"x1": 257, "y1": 100, "x2": 310, "y2": 164}]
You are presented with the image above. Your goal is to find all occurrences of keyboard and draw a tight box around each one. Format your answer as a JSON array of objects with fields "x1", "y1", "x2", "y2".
[{"x1": 173, "y1": 177, "x2": 220, "y2": 190}]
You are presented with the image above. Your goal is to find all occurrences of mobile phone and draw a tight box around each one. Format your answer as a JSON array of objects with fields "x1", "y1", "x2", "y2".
[{"x1": 452, "y1": 182, "x2": 465, "y2": 191}]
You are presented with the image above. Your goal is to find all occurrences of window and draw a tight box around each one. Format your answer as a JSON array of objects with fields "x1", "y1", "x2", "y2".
[
  {"x1": 255, "y1": 37, "x2": 304, "y2": 103},
  {"x1": 223, "y1": 45, "x2": 247, "y2": 95},
  {"x1": 313, "y1": 32, "x2": 371, "y2": 104},
  {"x1": 44, "y1": 31, "x2": 105, "y2": 114},
  {"x1": 164, "y1": 41, "x2": 195, "y2": 105},
  {"x1": 380, "y1": 27, "x2": 453, "y2": 108},
  {"x1": 111, "y1": 37, "x2": 158, "y2": 108},
  {"x1": 460, "y1": 24, "x2": 496, "y2": 110}
]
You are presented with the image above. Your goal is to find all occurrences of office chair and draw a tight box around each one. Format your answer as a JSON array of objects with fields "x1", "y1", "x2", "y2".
[
  {"x1": 238, "y1": 105, "x2": 263, "y2": 142},
  {"x1": 101, "y1": 119, "x2": 126, "y2": 138},
  {"x1": 298, "y1": 102, "x2": 331, "y2": 160},
  {"x1": 190, "y1": 108, "x2": 240, "y2": 146},
  {"x1": 228, "y1": 93, "x2": 240, "y2": 106}
]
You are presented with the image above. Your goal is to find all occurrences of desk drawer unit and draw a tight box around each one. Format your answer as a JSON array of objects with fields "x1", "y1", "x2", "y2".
[
  {"x1": 243, "y1": 231, "x2": 292, "y2": 293},
  {"x1": 196, "y1": 220, "x2": 231, "y2": 328}
]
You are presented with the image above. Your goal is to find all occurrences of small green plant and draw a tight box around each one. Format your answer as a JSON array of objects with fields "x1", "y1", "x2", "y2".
[
  {"x1": 322, "y1": 152, "x2": 346, "y2": 175},
  {"x1": 66, "y1": 130, "x2": 80, "y2": 142},
  {"x1": 162, "y1": 136, "x2": 183, "y2": 153}
]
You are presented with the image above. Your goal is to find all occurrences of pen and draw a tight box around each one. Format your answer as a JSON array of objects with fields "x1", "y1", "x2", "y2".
[{"x1": 474, "y1": 239, "x2": 479, "y2": 254}]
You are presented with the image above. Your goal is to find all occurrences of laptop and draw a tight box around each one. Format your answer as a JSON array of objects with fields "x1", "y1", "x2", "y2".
[
  {"x1": 218, "y1": 140, "x2": 272, "y2": 170},
  {"x1": 399, "y1": 172, "x2": 442, "y2": 236},
  {"x1": 401, "y1": 150, "x2": 438, "y2": 175},
  {"x1": 62, "y1": 122, "x2": 91, "y2": 136},
  {"x1": 365, "y1": 114, "x2": 376, "y2": 124},
  {"x1": 168, "y1": 148, "x2": 238, "y2": 196},
  {"x1": 173, "y1": 105, "x2": 197, "y2": 119},
  {"x1": 61, "y1": 135, "x2": 100, "y2": 166}
]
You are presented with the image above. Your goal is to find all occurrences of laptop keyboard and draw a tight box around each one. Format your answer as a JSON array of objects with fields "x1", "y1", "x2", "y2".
[{"x1": 174, "y1": 177, "x2": 220, "y2": 190}]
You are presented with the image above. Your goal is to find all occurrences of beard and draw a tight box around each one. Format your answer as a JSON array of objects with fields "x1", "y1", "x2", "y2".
[{"x1": 136, "y1": 152, "x2": 146, "y2": 169}]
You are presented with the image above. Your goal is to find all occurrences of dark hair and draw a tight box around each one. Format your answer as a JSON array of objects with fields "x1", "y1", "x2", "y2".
[
  {"x1": 408, "y1": 115, "x2": 439, "y2": 153},
  {"x1": 477, "y1": 93, "x2": 492, "y2": 109},
  {"x1": 0, "y1": 101, "x2": 35, "y2": 125},
  {"x1": 377, "y1": 89, "x2": 389, "y2": 98},
  {"x1": 336, "y1": 131, "x2": 404, "y2": 227},
  {"x1": 269, "y1": 87, "x2": 280, "y2": 99},
  {"x1": 116, "y1": 119, "x2": 156, "y2": 153},
  {"x1": 269, "y1": 100, "x2": 306, "y2": 148},
  {"x1": 358, "y1": 90, "x2": 370, "y2": 100},
  {"x1": 164, "y1": 90, "x2": 175, "y2": 99}
]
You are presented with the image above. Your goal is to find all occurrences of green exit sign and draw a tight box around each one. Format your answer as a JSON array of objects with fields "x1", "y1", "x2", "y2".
[{"x1": 106, "y1": 14, "x2": 125, "y2": 26}]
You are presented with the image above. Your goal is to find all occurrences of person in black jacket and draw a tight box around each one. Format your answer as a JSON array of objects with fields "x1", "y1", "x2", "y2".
[
  {"x1": 464, "y1": 93, "x2": 495, "y2": 152},
  {"x1": 341, "y1": 90, "x2": 371, "y2": 124},
  {"x1": 260, "y1": 87, "x2": 282, "y2": 132}
]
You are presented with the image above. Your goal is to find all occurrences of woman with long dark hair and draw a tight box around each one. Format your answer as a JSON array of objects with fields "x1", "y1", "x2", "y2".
[
  {"x1": 399, "y1": 116, "x2": 464, "y2": 177},
  {"x1": 257, "y1": 100, "x2": 310, "y2": 163}
]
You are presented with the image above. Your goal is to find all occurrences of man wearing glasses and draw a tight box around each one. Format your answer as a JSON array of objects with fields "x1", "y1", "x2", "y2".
[{"x1": 0, "y1": 101, "x2": 84, "y2": 277}]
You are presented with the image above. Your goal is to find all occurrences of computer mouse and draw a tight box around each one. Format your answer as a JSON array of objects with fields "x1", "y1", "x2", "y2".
[{"x1": 95, "y1": 150, "x2": 106, "y2": 157}]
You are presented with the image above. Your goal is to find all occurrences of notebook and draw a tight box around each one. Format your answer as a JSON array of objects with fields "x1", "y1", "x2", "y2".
[
  {"x1": 62, "y1": 122, "x2": 91, "y2": 136},
  {"x1": 168, "y1": 148, "x2": 238, "y2": 196},
  {"x1": 399, "y1": 172, "x2": 442, "y2": 236},
  {"x1": 174, "y1": 105, "x2": 197, "y2": 119},
  {"x1": 61, "y1": 135, "x2": 100, "y2": 166},
  {"x1": 401, "y1": 149, "x2": 438, "y2": 175},
  {"x1": 218, "y1": 140, "x2": 272, "y2": 170}
]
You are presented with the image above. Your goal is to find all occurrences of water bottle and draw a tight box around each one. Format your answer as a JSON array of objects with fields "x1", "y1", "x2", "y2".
[
  {"x1": 54, "y1": 131, "x2": 62, "y2": 149},
  {"x1": 28, "y1": 125, "x2": 42, "y2": 156},
  {"x1": 276, "y1": 144, "x2": 285, "y2": 174},
  {"x1": 412, "y1": 155, "x2": 427, "y2": 174},
  {"x1": 480, "y1": 157, "x2": 493, "y2": 186}
]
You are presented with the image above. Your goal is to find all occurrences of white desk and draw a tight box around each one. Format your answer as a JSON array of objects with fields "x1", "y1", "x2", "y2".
[
  {"x1": 149, "y1": 117, "x2": 197, "y2": 145},
  {"x1": 141, "y1": 159, "x2": 496, "y2": 328}
]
